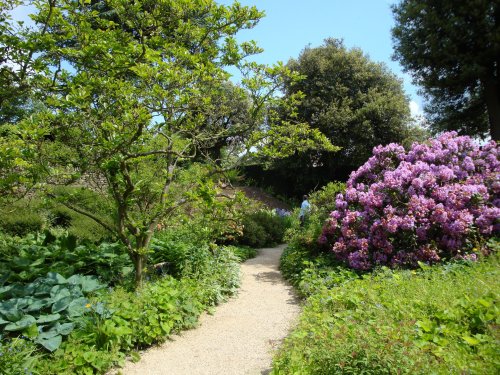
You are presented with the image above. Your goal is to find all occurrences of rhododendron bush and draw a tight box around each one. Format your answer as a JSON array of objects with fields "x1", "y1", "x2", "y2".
[{"x1": 319, "y1": 132, "x2": 499, "y2": 270}]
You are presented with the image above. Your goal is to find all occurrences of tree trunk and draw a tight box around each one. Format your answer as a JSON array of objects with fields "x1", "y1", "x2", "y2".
[
  {"x1": 133, "y1": 252, "x2": 146, "y2": 288},
  {"x1": 483, "y1": 77, "x2": 500, "y2": 141},
  {"x1": 131, "y1": 231, "x2": 156, "y2": 288}
]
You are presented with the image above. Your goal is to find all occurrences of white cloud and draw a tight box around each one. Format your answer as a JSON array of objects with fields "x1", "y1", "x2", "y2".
[{"x1": 409, "y1": 100, "x2": 423, "y2": 118}]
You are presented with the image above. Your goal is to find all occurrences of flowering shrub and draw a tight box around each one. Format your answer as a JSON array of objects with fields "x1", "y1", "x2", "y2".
[{"x1": 319, "y1": 132, "x2": 499, "y2": 270}]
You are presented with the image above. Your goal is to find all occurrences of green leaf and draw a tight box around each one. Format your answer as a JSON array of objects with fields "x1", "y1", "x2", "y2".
[
  {"x1": 66, "y1": 274, "x2": 83, "y2": 285},
  {"x1": 36, "y1": 313, "x2": 61, "y2": 324},
  {"x1": 36, "y1": 334, "x2": 62, "y2": 352},
  {"x1": 34, "y1": 282, "x2": 53, "y2": 296},
  {"x1": 55, "y1": 322, "x2": 74, "y2": 335},
  {"x1": 4, "y1": 314, "x2": 36, "y2": 331},
  {"x1": 30, "y1": 257, "x2": 46, "y2": 267},
  {"x1": 417, "y1": 261, "x2": 431, "y2": 271},
  {"x1": 80, "y1": 276, "x2": 103, "y2": 293},
  {"x1": 83, "y1": 351, "x2": 96, "y2": 363},
  {"x1": 0, "y1": 285, "x2": 13, "y2": 299},
  {"x1": 38, "y1": 328, "x2": 59, "y2": 340},
  {"x1": 50, "y1": 285, "x2": 71, "y2": 299},
  {"x1": 46, "y1": 272, "x2": 67, "y2": 285},
  {"x1": 416, "y1": 319, "x2": 433, "y2": 333},
  {"x1": 477, "y1": 298, "x2": 492, "y2": 308},
  {"x1": 67, "y1": 297, "x2": 88, "y2": 318},
  {"x1": 52, "y1": 296, "x2": 72, "y2": 313},
  {"x1": 0, "y1": 300, "x2": 23, "y2": 322},
  {"x1": 130, "y1": 351, "x2": 141, "y2": 363},
  {"x1": 25, "y1": 297, "x2": 53, "y2": 313},
  {"x1": 24, "y1": 323, "x2": 39, "y2": 338},
  {"x1": 462, "y1": 336, "x2": 480, "y2": 346}
]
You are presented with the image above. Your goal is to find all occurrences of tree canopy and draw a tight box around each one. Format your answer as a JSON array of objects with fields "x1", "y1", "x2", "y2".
[
  {"x1": 0, "y1": 0, "x2": 333, "y2": 285},
  {"x1": 251, "y1": 38, "x2": 411, "y2": 197},
  {"x1": 392, "y1": 0, "x2": 500, "y2": 140}
]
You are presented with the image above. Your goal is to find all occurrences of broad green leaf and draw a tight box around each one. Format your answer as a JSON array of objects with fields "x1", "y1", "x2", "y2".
[
  {"x1": 66, "y1": 274, "x2": 83, "y2": 285},
  {"x1": 4, "y1": 314, "x2": 36, "y2": 331},
  {"x1": 25, "y1": 297, "x2": 53, "y2": 312},
  {"x1": 30, "y1": 257, "x2": 46, "y2": 267},
  {"x1": 83, "y1": 351, "x2": 96, "y2": 362},
  {"x1": 0, "y1": 300, "x2": 23, "y2": 322},
  {"x1": 15, "y1": 297, "x2": 35, "y2": 310},
  {"x1": 34, "y1": 283, "x2": 53, "y2": 296},
  {"x1": 36, "y1": 313, "x2": 61, "y2": 324},
  {"x1": 38, "y1": 328, "x2": 59, "y2": 340},
  {"x1": 46, "y1": 272, "x2": 67, "y2": 285},
  {"x1": 130, "y1": 351, "x2": 141, "y2": 363},
  {"x1": 52, "y1": 296, "x2": 72, "y2": 313},
  {"x1": 36, "y1": 334, "x2": 62, "y2": 352},
  {"x1": 416, "y1": 319, "x2": 433, "y2": 333},
  {"x1": 477, "y1": 298, "x2": 492, "y2": 308},
  {"x1": 0, "y1": 285, "x2": 13, "y2": 299},
  {"x1": 8, "y1": 284, "x2": 30, "y2": 297},
  {"x1": 50, "y1": 285, "x2": 71, "y2": 299},
  {"x1": 67, "y1": 297, "x2": 89, "y2": 318},
  {"x1": 80, "y1": 276, "x2": 103, "y2": 293},
  {"x1": 55, "y1": 322, "x2": 74, "y2": 335}
]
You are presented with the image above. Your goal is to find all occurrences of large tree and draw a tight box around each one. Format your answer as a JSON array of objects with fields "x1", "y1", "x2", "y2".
[
  {"x1": 255, "y1": 38, "x2": 410, "y2": 197},
  {"x1": 392, "y1": 0, "x2": 500, "y2": 140},
  {"x1": 3, "y1": 0, "x2": 332, "y2": 286}
]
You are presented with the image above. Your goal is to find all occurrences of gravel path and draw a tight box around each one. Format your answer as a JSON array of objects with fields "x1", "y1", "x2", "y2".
[{"x1": 117, "y1": 244, "x2": 300, "y2": 375}]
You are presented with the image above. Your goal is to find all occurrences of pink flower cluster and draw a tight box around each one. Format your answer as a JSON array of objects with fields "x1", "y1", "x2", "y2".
[{"x1": 319, "y1": 132, "x2": 499, "y2": 270}]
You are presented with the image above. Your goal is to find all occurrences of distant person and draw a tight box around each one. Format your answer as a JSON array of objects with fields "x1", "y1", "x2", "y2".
[{"x1": 299, "y1": 195, "x2": 310, "y2": 227}]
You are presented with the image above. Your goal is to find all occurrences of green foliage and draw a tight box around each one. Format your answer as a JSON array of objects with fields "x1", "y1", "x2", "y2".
[
  {"x1": 261, "y1": 38, "x2": 411, "y2": 196},
  {"x1": 1, "y1": 0, "x2": 332, "y2": 287},
  {"x1": 283, "y1": 182, "x2": 346, "y2": 254},
  {"x1": 274, "y1": 253, "x2": 500, "y2": 374},
  {"x1": 150, "y1": 237, "x2": 241, "y2": 307},
  {"x1": 0, "y1": 205, "x2": 44, "y2": 237},
  {"x1": 240, "y1": 210, "x2": 288, "y2": 248},
  {"x1": 0, "y1": 191, "x2": 114, "y2": 243},
  {"x1": 44, "y1": 187, "x2": 116, "y2": 243},
  {"x1": 0, "y1": 337, "x2": 39, "y2": 375},
  {"x1": 0, "y1": 272, "x2": 105, "y2": 352},
  {"x1": 227, "y1": 245, "x2": 258, "y2": 262},
  {"x1": 392, "y1": 0, "x2": 500, "y2": 140},
  {"x1": 0, "y1": 232, "x2": 132, "y2": 286},
  {"x1": 279, "y1": 244, "x2": 356, "y2": 298},
  {"x1": 34, "y1": 243, "x2": 243, "y2": 374}
]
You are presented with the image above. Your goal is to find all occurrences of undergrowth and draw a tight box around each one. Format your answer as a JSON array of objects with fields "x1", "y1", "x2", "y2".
[{"x1": 274, "y1": 247, "x2": 500, "y2": 374}]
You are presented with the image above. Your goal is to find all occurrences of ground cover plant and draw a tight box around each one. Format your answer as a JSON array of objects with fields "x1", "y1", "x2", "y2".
[
  {"x1": 0, "y1": 272, "x2": 106, "y2": 352},
  {"x1": 0, "y1": 232, "x2": 132, "y2": 286},
  {"x1": 319, "y1": 132, "x2": 499, "y2": 270},
  {"x1": 276, "y1": 132, "x2": 499, "y2": 374},
  {"x1": 273, "y1": 247, "x2": 500, "y2": 374},
  {"x1": 0, "y1": 198, "x2": 264, "y2": 374}
]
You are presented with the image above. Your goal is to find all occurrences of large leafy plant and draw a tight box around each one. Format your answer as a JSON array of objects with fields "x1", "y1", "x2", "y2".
[
  {"x1": 0, "y1": 232, "x2": 132, "y2": 285},
  {"x1": 0, "y1": 272, "x2": 105, "y2": 351},
  {"x1": 320, "y1": 132, "x2": 499, "y2": 270}
]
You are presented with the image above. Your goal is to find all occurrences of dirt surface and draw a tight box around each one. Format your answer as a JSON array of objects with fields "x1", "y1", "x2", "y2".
[{"x1": 115, "y1": 245, "x2": 300, "y2": 375}]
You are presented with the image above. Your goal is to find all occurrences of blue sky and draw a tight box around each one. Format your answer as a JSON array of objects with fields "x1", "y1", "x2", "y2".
[{"x1": 218, "y1": 0, "x2": 424, "y2": 118}]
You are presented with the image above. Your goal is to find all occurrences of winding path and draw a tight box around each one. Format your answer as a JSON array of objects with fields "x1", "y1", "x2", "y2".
[{"x1": 118, "y1": 244, "x2": 300, "y2": 375}]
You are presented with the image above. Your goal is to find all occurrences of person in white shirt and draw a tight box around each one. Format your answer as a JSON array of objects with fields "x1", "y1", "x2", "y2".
[{"x1": 299, "y1": 195, "x2": 310, "y2": 227}]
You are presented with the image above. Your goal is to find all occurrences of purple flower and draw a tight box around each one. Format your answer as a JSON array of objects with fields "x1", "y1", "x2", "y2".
[{"x1": 319, "y1": 132, "x2": 499, "y2": 270}]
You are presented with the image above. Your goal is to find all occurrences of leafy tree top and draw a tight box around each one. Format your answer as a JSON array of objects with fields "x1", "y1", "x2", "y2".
[{"x1": 392, "y1": 0, "x2": 500, "y2": 140}]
